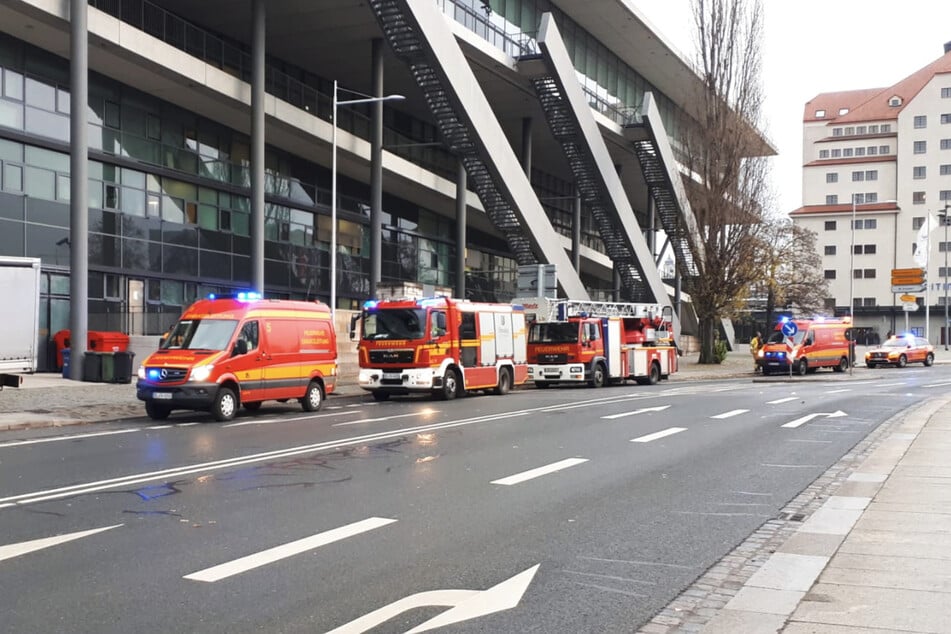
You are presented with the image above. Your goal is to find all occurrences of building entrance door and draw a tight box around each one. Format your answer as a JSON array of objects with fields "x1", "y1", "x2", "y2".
[{"x1": 128, "y1": 279, "x2": 145, "y2": 336}]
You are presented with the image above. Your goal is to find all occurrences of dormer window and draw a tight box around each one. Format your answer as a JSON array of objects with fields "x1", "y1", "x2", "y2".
[
  {"x1": 889, "y1": 96, "x2": 902, "y2": 107},
  {"x1": 838, "y1": 107, "x2": 849, "y2": 116},
  {"x1": 815, "y1": 109, "x2": 826, "y2": 118}
]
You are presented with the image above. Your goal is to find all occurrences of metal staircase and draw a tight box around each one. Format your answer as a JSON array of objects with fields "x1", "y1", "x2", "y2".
[
  {"x1": 623, "y1": 93, "x2": 704, "y2": 278},
  {"x1": 368, "y1": 0, "x2": 588, "y2": 300},
  {"x1": 519, "y1": 13, "x2": 680, "y2": 336}
]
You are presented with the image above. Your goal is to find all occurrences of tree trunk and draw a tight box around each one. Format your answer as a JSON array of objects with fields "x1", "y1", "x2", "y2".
[
  {"x1": 698, "y1": 316, "x2": 719, "y2": 364},
  {"x1": 765, "y1": 286, "x2": 775, "y2": 334}
]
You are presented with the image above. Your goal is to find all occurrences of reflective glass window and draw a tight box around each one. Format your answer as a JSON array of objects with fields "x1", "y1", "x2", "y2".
[
  {"x1": 25, "y1": 77, "x2": 55, "y2": 110},
  {"x1": 198, "y1": 203, "x2": 217, "y2": 229},
  {"x1": 0, "y1": 100, "x2": 23, "y2": 128},
  {"x1": 162, "y1": 194, "x2": 185, "y2": 223},
  {"x1": 3, "y1": 69, "x2": 23, "y2": 100},
  {"x1": 56, "y1": 174, "x2": 69, "y2": 201},
  {"x1": 122, "y1": 186, "x2": 145, "y2": 216},
  {"x1": 121, "y1": 168, "x2": 146, "y2": 188},
  {"x1": 24, "y1": 166, "x2": 55, "y2": 199},
  {"x1": 25, "y1": 146, "x2": 69, "y2": 173},
  {"x1": 0, "y1": 138, "x2": 22, "y2": 161},
  {"x1": 24, "y1": 107, "x2": 68, "y2": 140}
]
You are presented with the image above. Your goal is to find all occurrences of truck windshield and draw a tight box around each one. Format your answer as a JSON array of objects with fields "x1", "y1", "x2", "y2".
[
  {"x1": 766, "y1": 330, "x2": 805, "y2": 345},
  {"x1": 161, "y1": 319, "x2": 239, "y2": 351},
  {"x1": 362, "y1": 308, "x2": 427, "y2": 340},
  {"x1": 529, "y1": 322, "x2": 579, "y2": 344}
]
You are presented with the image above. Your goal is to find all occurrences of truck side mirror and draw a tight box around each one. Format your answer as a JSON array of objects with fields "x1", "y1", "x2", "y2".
[
  {"x1": 349, "y1": 314, "x2": 360, "y2": 341},
  {"x1": 233, "y1": 339, "x2": 249, "y2": 356}
]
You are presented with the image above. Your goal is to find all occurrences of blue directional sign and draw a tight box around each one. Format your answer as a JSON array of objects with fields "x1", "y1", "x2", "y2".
[{"x1": 781, "y1": 321, "x2": 798, "y2": 338}]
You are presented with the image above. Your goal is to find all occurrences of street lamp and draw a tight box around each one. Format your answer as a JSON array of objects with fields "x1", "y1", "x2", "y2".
[
  {"x1": 331, "y1": 81, "x2": 404, "y2": 318},
  {"x1": 942, "y1": 202, "x2": 951, "y2": 350}
]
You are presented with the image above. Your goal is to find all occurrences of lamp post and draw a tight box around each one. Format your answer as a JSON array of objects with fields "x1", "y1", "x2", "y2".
[
  {"x1": 943, "y1": 202, "x2": 951, "y2": 350},
  {"x1": 331, "y1": 81, "x2": 404, "y2": 318},
  {"x1": 849, "y1": 194, "x2": 857, "y2": 375}
]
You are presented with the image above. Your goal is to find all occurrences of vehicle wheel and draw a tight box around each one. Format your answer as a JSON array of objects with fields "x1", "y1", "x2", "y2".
[
  {"x1": 867, "y1": 362, "x2": 877, "y2": 369},
  {"x1": 898, "y1": 354, "x2": 907, "y2": 368},
  {"x1": 211, "y1": 387, "x2": 238, "y2": 422},
  {"x1": 796, "y1": 359, "x2": 808, "y2": 376},
  {"x1": 436, "y1": 369, "x2": 460, "y2": 400},
  {"x1": 534, "y1": 380, "x2": 551, "y2": 389},
  {"x1": 925, "y1": 353, "x2": 934, "y2": 367},
  {"x1": 834, "y1": 356, "x2": 849, "y2": 373},
  {"x1": 493, "y1": 367, "x2": 512, "y2": 395},
  {"x1": 145, "y1": 401, "x2": 171, "y2": 420},
  {"x1": 646, "y1": 362, "x2": 661, "y2": 385},
  {"x1": 244, "y1": 401, "x2": 262, "y2": 411},
  {"x1": 300, "y1": 381, "x2": 323, "y2": 412},
  {"x1": 371, "y1": 390, "x2": 390, "y2": 402},
  {"x1": 588, "y1": 362, "x2": 606, "y2": 388}
]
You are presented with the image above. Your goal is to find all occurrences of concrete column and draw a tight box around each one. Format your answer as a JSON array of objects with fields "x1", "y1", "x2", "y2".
[
  {"x1": 369, "y1": 38, "x2": 384, "y2": 299},
  {"x1": 68, "y1": 0, "x2": 88, "y2": 381},
  {"x1": 613, "y1": 266, "x2": 621, "y2": 302},
  {"x1": 250, "y1": 0, "x2": 266, "y2": 294},
  {"x1": 647, "y1": 191, "x2": 656, "y2": 257},
  {"x1": 571, "y1": 191, "x2": 581, "y2": 272},
  {"x1": 521, "y1": 117, "x2": 532, "y2": 177},
  {"x1": 456, "y1": 160, "x2": 467, "y2": 298}
]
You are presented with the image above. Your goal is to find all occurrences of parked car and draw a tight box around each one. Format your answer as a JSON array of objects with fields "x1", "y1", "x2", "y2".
[{"x1": 865, "y1": 335, "x2": 934, "y2": 368}]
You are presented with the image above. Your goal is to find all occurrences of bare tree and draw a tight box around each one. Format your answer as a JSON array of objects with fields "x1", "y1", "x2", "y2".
[
  {"x1": 758, "y1": 221, "x2": 829, "y2": 328},
  {"x1": 682, "y1": 0, "x2": 773, "y2": 363}
]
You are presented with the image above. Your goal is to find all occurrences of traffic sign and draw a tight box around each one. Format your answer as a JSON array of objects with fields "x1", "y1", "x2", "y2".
[
  {"x1": 892, "y1": 283, "x2": 927, "y2": 293},
  {"x1": 780, "y1": 321, "x2": 798, "y2": 337},
  {"x1": 891, "y1": 267, "x2": 925, "y2": 286},
  {"x1": 903, "y1": 302, "x2": 919, "y2": 312},
  {"x1": 899, "y1": 294, "x2": 917, "y2": 302}
]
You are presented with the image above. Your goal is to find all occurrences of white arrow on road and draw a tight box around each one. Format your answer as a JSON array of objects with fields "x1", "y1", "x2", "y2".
[
  {"x1": 327, "y1": 564, "x2": 540, "y2": 634},
  {"x1": 0, "y1": 524, "x2": 122, "y2": 563},
  {"x1": 601, "y1": 405, "x2": 671, "y2": 420},
  {"x1": 782, "y1": 410, "x2": 847, "y2": 429}
]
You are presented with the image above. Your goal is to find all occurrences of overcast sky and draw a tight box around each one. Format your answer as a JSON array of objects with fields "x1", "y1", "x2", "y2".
[{"x1": 628, "y1": 1, "x2": 951, "y2": 215}]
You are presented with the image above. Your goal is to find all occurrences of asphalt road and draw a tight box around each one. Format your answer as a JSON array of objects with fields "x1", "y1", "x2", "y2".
[{"x1": 0, "y1": 366, "x2": 943, "y2": 633}]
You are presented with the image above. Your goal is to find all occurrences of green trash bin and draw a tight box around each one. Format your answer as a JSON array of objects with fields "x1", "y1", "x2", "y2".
[
  {"x1": 83, "y1": 352, "x2": 102, "y2": 382},
  {"x1": 112, "y1": 351, "x2": 135, "y2": 384},
  {"x1": 100, "y1": 353, "x2": 116, "y2": 383}
]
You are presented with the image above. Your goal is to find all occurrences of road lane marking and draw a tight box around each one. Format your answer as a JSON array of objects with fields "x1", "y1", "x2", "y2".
[
  {"x1": 223, "y1": 410, "x2": 362, "y2": 427},
  {"x1": 600, "y1": 405, "x2": 670, "y2": 420},
  {"x1": 176, "y1": 422, "x2": 200, "y2": 427},
  {"x1": 0, "y1": 429, "x2": 138, "y2": 448},
  {"x1": 871, "y1": 381, "x2": 907, "y2": 387},
  {"x1": 630, "y1": 427, "x2": 687, "y2": 443},
  {"x1": 491, "y1": 458, "x2": 588, "y2": 486},
  {"x1": 0, "y1": 406, "x2": 565, "y2": 508},
  {"x1": 0, "y1": 524, "x2": 122, "y2": 563},
  {"x1": 781, "y1": 410, "x2": 847, "y2": 428},
  {"x1": 146, "y1": 425, "x2": 173, "y2": 430},
  {"x1": 824, "y1": 389, "x2": 850, "y2": 394},
  {"x1": 761, "y1": 463, "x2": 822, "y2": 468},
  {"x1": 333, "y1": 411, "x2": 439, "y2": 427},
  {"x1": 541, "y1": 395, "x2": 654, "y2": 413},
  {"x1": 184, "y1": 517, "x2": 396, "y2": 582},
  {"x1": 328, "y1": 564, "x2": 539, "y2": 634},
  {"x1": 710, "y1": 409, "x2": 748, "y2": 419},
  {"x1": 766, "y1": 397, "x2": 797, "y2": 405},
  {"x1": 923, "y1": 381, "x2": 951, "y2": 388}
]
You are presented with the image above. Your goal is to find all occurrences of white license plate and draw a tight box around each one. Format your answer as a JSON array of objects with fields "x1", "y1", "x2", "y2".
[
  {"x1": 153, "y1": 392, "x2": 173, "y2": 400},
  {"x1": 382, "y1": 372, "x2": 402, "y2": 380}
]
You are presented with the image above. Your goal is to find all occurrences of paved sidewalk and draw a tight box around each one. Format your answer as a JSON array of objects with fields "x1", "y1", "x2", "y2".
[{"x1": 696, "y1": 398, "x2": 951, "y2": 634}]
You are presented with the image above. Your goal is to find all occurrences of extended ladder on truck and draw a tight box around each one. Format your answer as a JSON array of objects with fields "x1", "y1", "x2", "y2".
[{"x1": 520, "y1": 297, "x2": 666, "y2": 323}]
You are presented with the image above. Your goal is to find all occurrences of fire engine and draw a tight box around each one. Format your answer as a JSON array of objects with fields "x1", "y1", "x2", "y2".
[
  {"x1": 516, "y1": 297, "x2": 678, "y2": 387},
  {"x1": 352, "y1": 296, "x2": 528, "y2": 401}
]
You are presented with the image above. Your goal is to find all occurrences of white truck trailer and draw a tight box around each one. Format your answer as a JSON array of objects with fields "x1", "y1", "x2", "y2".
[{"x1": 0, "y1": 257, "x2": 41, "y2": 388}]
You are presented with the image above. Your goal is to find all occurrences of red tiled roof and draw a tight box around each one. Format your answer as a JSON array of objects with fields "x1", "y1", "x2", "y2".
[
  {"x1": 804, "y1": 49, "x2": 951, "y2": 125},
  {"x1": 790, "y1": 202, "x2": 900, "y2": 217},
  {"x1": 802, "y1": 89, "x2": 886, "y2": 123}
]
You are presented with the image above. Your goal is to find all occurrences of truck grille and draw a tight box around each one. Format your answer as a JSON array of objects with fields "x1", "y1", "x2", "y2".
[
  {"x1": 369, "y1": 349, "x2": 414, "y2": 364},
  {"x1": 538, "y1": 353, "x2": 568, "y2": 364},
  {"x1": 148, "y1": 367, "x2": 189, "y2": 383}
]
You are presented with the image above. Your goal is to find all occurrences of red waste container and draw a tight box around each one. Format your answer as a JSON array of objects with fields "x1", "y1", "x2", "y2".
[
  {"x1": 88, "y1": 331, "x2": 130, "y2": 353},
  {"x1": 52, "y1": 330, "x2": 71, "y2": 370},
  {"x1": 52, "y1": 330, "x2": 130, "y2": 369}
]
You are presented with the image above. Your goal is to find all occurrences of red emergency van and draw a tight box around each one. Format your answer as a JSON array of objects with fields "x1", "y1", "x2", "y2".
[{"x1": 136, "y1": 294, "x2": 337, "y2": 421}]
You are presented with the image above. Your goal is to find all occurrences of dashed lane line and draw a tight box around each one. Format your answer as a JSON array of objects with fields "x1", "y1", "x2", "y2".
[
  {"x1": 490, "y1": 458, "x2": 588, "y2": 486},
  {"x1": 630, "y1": 427, "x2": 687, "y2": 443}
]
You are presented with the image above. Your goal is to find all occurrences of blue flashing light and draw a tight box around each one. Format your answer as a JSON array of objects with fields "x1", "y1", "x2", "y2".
[
  {"x1": 363, "y1": 299, "x2": 378, "y2": 310},
  {"x1": 147, "y1": 368, "x2": 161, "y2": 380},
  {"x1": 780, "y1": 316, "x2": 790, "y2": 323},
  {"x1": 418, "y1": 297, "x2": 447, "y2": 308},
  {"x1": 235, "y1": 291, "x2": 261, "y2": 302},
  {"x1": 207, "y1": 293, "x2": 216, "y2": 300}
]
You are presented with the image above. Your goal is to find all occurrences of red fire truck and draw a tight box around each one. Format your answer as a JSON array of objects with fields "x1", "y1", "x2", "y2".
[
  {"x1": 353, "y1": 296, "x2": 528, "y2": 401},
  {"x1": 517, "y1": 297, "x2": 678, "y2": 387}
]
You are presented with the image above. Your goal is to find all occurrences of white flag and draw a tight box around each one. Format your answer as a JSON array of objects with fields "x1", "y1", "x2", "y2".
[{"x1": 913, "y1": 214, "x2": 939, "y2": 267}]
